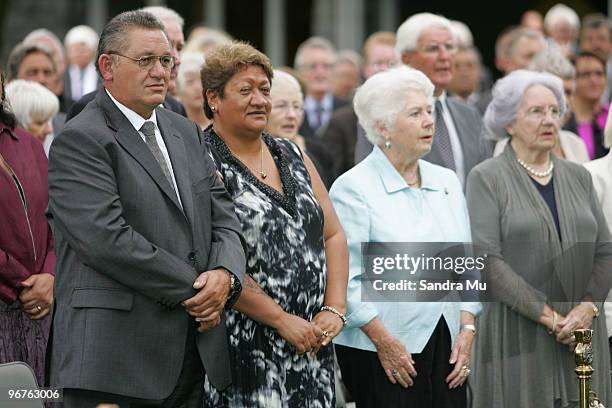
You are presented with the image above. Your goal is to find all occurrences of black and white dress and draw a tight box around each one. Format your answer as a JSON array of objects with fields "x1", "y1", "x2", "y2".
[{"x1": 203, "y1": 128, "x2": 335, "y2": 408}]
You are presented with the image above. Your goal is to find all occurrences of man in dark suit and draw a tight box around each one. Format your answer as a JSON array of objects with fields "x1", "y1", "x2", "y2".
[
  {"x1": 322, "y1": 31, "x2": 398, "y2": 180},
  {"x1": 396, "y1": 13, "x2": 488, "y2": 187},
  {"x1": 294, "y1": 37, "x2": 348, "y2": 138},
  {"x1": 47, "y1": 10, "x2": 245, "y2": 407}
]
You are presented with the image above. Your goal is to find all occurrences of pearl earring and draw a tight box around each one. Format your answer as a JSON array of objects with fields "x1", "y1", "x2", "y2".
[
  {"x1": 211, "y1": 106, "x2": 216, "y2": 112},
  {"x1": 385, "y1": 139, "x2": 392, "y2": 149}
]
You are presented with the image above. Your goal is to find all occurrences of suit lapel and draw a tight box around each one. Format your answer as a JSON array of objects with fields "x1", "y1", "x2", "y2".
[
  {"x1": 97, "y1": 90, "x2": 185, "y2": 215},
  {"x1": 157, "y1": 109, "x2": 195, "y2": 228}
]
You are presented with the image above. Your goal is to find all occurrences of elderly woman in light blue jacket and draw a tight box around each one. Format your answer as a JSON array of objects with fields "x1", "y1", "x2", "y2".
[{"x1": 330, "y1": 66, "x2": 480, "y2": 408}]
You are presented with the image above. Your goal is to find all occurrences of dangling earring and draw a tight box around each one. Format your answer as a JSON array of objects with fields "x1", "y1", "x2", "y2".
[{"x1": 385, "y1": 139, "x2": 392, "y2": 149}]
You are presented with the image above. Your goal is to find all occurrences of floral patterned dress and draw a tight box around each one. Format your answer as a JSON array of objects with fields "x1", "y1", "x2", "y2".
[{"x1": 202, "y1": 128, "x2": 335, "y2": 408}]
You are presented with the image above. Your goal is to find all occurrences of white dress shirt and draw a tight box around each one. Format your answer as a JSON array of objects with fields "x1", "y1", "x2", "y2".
[
  {"x1": 106, "y1": 89, "x2": 183, "y2": 208},
  {"x1": 304, "y1": 93, "x2": 334, "y2": 131},
  {"x1": 69, "y1": 63, "x2": 98, "y2": 101},
  {"x1": 435, "y1": 92, "x2": 466, "y2": 186}
]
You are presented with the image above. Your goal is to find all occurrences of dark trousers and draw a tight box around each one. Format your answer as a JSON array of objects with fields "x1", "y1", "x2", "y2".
[
  {"x1": 336, "y1": 317, "x2": 466, "y2": 408},
  {"x1": 60, "y1": 323, "x2": 204, "y2": 408}
]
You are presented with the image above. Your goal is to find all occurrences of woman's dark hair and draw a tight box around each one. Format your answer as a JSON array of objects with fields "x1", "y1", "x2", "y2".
[{"x1": 0, "y1": 73, "x2": 17, "y2": 129}]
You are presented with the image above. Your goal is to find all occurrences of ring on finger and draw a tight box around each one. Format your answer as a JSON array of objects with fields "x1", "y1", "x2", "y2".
[
  {"x1": 36, "y1": 305, "x2": 42, "y2": 312},
  {"x1": 461, "y1": 365, "x2": 471, "y2": 377},
  {"x1": 391, "y1": 368, "x2": 398, "y2": 377},
  {"x1": 322, "y1": 330, "x2": 329, "y2": 337}
]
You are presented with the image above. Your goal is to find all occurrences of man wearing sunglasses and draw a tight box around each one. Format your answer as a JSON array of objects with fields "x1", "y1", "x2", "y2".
[{"x1": 47, "y1": 10, "x2": 245, "y2": 407}]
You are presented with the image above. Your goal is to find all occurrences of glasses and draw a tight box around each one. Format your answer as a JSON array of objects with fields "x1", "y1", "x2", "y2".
[
  {"x1": 525, "y1": 105, "x2": 562, "y2": 120},
  {"x1": 367, "y1": 59, "x2": 399, "y2": 71},
  {"x1": 419, "y1": 43, "x2": 457, "y2": 55},
  {"x1": 300, "y1": 62, "x2": 335, "y2": 71},
  {"x1": 272, "y1": 102, "x2": 304, "y2": 113},
  {"x1": 576, "y1": 70, "x2": 605, "y2": 79},
  {"x1": 109, "y1": 52, "x2": 175, "y2": 70}
]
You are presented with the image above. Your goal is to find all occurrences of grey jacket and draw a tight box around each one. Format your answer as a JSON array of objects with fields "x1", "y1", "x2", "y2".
[{"x1": 47, "y1": 89, "x2": 246, "y2": 399}]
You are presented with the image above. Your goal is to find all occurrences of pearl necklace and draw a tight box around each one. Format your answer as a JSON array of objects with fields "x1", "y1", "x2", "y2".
[{"x1": 516, "y1": 157, "x2": 554, "y2": 178}]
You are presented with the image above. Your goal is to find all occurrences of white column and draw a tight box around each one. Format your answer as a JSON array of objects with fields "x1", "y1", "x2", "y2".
[
  {"x1": 86, "y1": 0, "x2": 107, "y2": 33},
  {"x1": 334, "y1": 0, "x2": 365, "y2": 51},
  {"x1": 204, "y1": 0, "x2": 225, "y2": 30},
  {"x1": 264, "y1": 0, "x2": 286, "y2": 66},
  {"x1": 378, "y1": 0, "x2": 398, "y2": 31}
]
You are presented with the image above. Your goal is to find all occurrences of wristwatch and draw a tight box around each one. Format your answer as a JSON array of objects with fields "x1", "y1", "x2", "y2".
[{"x1": 225, "y1": 271, "x2": 242, "y2": 309}]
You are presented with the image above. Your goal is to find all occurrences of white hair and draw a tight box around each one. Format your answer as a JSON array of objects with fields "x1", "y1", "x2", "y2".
[
  {"x1": 294, "y1": 36, "x2": 336, "y2": 68},
  {"x1": 177, "y1": 52, "x2": 205, "y2": 92},
  {"x1": 544, "y1": 4, "x2": 580, "y2": 31},
  {"x1": 483, "y1": 70, "x2": 566, "y2": 141},
  {"x1": 336, "y1": 49, "x2": 363, "y2": 68},
  {"x1": 528, "y1": 46, "x2": 575, "y2": 80},
  {"x1": 140, "y1": 6, "x2": 184, "y2": 28},
  {"x1": 271, "y1": 69, "x2": 303, "y2": 97},
  {"x1": 451, "y1": 20, "x2": 473, "y2": 47},
  {"x1": 353, "y1": 66, "x2": 434, "y2": 146},
  {"x1": 64, "y1": 25, "x2": 99, "y2": 50},
  {"x1": 5, "y1": 80, "x2": 59, "y2": 128},
  {"x1": 395, "y1": 13, "x2": 455, "y2": 55}
]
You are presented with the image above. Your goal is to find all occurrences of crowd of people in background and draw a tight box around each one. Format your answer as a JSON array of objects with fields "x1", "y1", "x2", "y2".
[{"x1": 2, "y1": 2, "x2": 612, "y2": 408}]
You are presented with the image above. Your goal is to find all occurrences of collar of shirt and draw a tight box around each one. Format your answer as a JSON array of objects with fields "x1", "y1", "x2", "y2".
[
  {"x1": 304, "y1": 93, "x2": 333, "y2": 113},
  {"x1": 105, "y1": 88, "x2": 158, "y2": 133},
  {"x1": 370, "y1": 145, "x2": 441, "y2": 193}
]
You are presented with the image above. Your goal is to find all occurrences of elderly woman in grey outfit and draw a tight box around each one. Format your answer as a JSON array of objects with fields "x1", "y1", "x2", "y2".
[{"x1": 466, "y1": 69, "x2": 612, "y2": 407}]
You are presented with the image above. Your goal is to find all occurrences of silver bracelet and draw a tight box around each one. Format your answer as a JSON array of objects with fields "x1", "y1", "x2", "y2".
[
  {"x1": 321, "y1": 306, "x2": 347, "y2": 327},
  {"x1": 460, "y1": 324, "x2": 477, "y2": 334}
]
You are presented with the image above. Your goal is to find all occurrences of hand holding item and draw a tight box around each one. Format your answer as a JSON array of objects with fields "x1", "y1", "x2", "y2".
[
  {"x1": 183, "y1": 268, "x2": 231, "y2": 332},
  {"x1": 274, "y1": 312, "x2": 323, "y2": 355},
  {"x1": 446, "y1": 329, "x2": 475, "y2": 389},
  {"x1": 20, "y1": 273, "x2": 54, "y2": 319}
]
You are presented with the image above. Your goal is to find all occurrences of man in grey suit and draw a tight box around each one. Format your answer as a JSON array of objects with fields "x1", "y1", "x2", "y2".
[
  {"x1": 47, "y1": 10, "x2": 245, "y2": 407},
  {"x1": 396, "y1": 13, "x2": 489, "y2": 187}
]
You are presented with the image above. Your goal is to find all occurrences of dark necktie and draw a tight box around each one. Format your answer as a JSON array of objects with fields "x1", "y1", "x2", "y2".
[
  {"x1": 434, "y1": 100, "x2": 456, "y2": 171},
  {"x1": 140, "y1": 121, "x2": 174, "y2": 187},
  {"x1": 313, "y1": 103, "x2": 324, "y2": 131}
]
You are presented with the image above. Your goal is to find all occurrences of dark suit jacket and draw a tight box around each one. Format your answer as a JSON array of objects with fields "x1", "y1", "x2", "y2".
[
  {"x1": 47, "y1": 89, "x2": 246, "y2": 398},
  {"x1": 422, "y1": 97, "x2": 489, "y2": 180},
  {"x1": 298, "y1": 95, "x2": 348, "y2": 139},
  {"x1": 321, "y1": 105, "x2": 359, "y2": 180},
  {"x1": 66, "y1": 90, "x2": 187, "y2": 121}
]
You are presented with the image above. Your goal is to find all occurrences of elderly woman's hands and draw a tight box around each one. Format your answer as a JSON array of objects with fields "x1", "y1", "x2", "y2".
[
  {"x1": 361, "y1": 317, "x2": 416, "y2": 388},
  {"x1": 446, "y1": 329, "x2": 475, "y2": 389},
  {"x1": 555, "y1": 302, "x2": 596, "y2": 344},
  {"x1": 274, "y1": 311, "x2": 324, "y2": 355}
]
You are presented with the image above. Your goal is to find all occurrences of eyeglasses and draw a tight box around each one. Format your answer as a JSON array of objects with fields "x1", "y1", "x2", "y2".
[
  {"x1": 272, "y1": 102, "x2": 304, "y2": 113},
  {"x1": 419, "y1": 43, "x2": 457, "y2": 55},
  {"x1": 525, "y1": 105, "x2": 562, "y2": 120},
  {"x1": 367, "y1": 59, "x2": 399, "y2": 71},
  {"x1": 300, "y1": 62, "x2": 335, "y2": 71},
  {"x1": 576, "y1": 70, "x2": 605, "y2": 79},
  {"x1": 109, "y1": 52, "x2": 175, "y2": 70}
]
